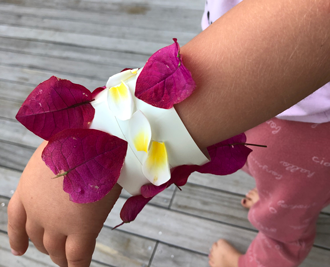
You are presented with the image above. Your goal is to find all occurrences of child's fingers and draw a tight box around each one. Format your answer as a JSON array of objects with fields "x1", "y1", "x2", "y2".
[
  {"x1": 44, "y1": 232, "x2": 68, "y2": 267},
  {"x1": 7, "y1": 193, "x2": 29, "y2": 256},
  {"x1": 25, "y1": 220, "x2": 48, "y2": 254},
  {"x1": 66, "y1": 234, "x2": 96, "y2": 267}
]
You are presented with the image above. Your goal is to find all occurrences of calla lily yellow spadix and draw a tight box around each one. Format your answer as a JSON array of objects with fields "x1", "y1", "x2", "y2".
[{"x1": 142, "y1": 141, "x2": 171, "y2": 185}]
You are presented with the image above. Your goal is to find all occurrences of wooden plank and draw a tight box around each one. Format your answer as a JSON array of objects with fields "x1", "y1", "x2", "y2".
[
  {"x1": 106, "y1": 198, "x2": 256, "y2": 254},
  {"x1": 0, "y1": 141, "x2": 33, "y2": 171},
  {"x1": 0, "y1": 168, "x2": 22, "y2": 199},
  {"x1": 323, "y1": 205, "x2": 330, "y2": 214},
  {"x1": 0, "y1": 79, "x2": 35, "y2": 102},
  {"x1": 171, "y1": 183, "x2": 252, "y2": 229},
  {"x1": 0, "y1": 25, "x2": 169, "y2": 56},
  {"x1": 0, "y1": 2, "x2": 204, "y2": 33},
  {"x1": 315, "y1": 214, "x2": 330, "y2": 249},
  {"x1": 1, "y1": 0, "x2": 204, "y2": 11},
  {"x1": 0, "y1": 50, "x2": 130, "y2": 81},
  {"x1": 188, "y1": 170, "x2": 256, "y2": 195},
  {"x1": 0, "y1": 197, "x2": 10, "y2": 232},
  {"x1": 95, "y1": 227, "x2": 155, "y2": 267},
  {"x1": 0, "y1": 12, "x2": 196, "y2": 45},
  {"x1": 0, "y1": 98, "x2": 22, "y2": 120},
  {"x1": 0, "y1": 118, "x2": 42, "y2": 148},
  {"x1": 0, "y1": 37, "x2": 148, "y2": 72},
  {"x1": 300, "y1": 247, "x2": 330, "y2": 267},
  {"x1": 0, "y1": 65, "x2": 104, "y2": 93},
  {"x1": 150, "y1": 243, "x2": 209, "y2": 267}
]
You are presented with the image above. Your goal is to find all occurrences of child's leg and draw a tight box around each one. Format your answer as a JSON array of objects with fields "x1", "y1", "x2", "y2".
[
  {"x1": 240, "y1": 118, "x2": 330, "y2": 267},
  {"x1": 210, "y1": 118, "x2": 330, "y2": 267}
]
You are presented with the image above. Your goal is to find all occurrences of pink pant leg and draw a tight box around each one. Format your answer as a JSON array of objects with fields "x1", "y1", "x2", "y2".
[{"x1": 238, "y1": 118, "x2": 330, "y2": 267}]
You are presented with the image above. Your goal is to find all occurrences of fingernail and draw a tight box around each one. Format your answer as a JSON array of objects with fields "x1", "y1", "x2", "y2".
[{"x1": 11, "y1": 249, "x2": 20, "y2": 256}]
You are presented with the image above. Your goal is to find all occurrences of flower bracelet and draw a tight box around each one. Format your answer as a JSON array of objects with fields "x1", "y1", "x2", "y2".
[{"x1": 16, "y1": 39, "x2": 253, "y2": 226}]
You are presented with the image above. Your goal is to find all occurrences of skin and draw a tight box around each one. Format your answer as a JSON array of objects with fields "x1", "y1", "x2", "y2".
[
  {"x1": 7, "y1": 0, "x2": 330, "y2": 266},
  {"x1": 208, "y1": 189, "x2": 260, "y2": 267},
  {"x1": 8, "y1": 141, "x2": 122, "y2": 267}
]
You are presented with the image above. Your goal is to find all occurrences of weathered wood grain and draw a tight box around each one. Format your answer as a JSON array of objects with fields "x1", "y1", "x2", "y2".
[
  {"x1": 0, "y1": 50, "x2": 128, "y2": 81},
  {"x1": 0, "y1": 12, "x2": 196, "y2": 44},
  {"x1": 94, "y1": 226, "x2": 155, "y2": 267},
  {"x1": 0, "y1": 79, "x2": 35, "y2": 102},
  {"x1": 0, "y1": 141, "x2": 33, "y2": 171},
  {"x1": 0, "y1": 98, "x2": 22, "y2": 120},
  {"x1": 0, "y1": 65, "x2": 104, "y2": 91},
  {"x1": 188, "y1": 170, "x2": 256, "y2": 195},
  {"x1": 0, "y1": 118, "x2": 42, "y2": 148},
  {"x1": 300, "y1": 247, "x2": 330, "y2": 267},
  {"x1": 0, "y1": 25, "x2": 170, "y2": 56},
  {"x1": 171, "y1": 183, "x2": 252, "y2": 229},
  {"x1": 150, "y1": 243, "x2": 209, "y2": 267},
  {"x1": 106, "y1": 197, "x2": 257, "y2": 254},
  {"x1": 0, "y1": 37, "x2": 148, "y2": 72},
  {"x1": 0, "y1": 1, "x2": 203, "y2": 33},
  {"x1": 1, "y1": 0, "x2": 204, "y2": 11}
]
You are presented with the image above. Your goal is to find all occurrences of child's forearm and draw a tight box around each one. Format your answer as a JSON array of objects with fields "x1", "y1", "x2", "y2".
[{"x1": 176, "y1": 0, "x2": 330, "y2": 149}]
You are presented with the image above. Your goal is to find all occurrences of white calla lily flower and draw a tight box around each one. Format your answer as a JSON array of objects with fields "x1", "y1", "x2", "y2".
[
  {"x1": 142, "y1": 141, "x2": 171, "y2": 186},
  {"x1": 106, "y1": 69, "x2": 138, "y2": 121},
  {"x1": 129, "y1": 110, "x2": 152, "y2": 153}
]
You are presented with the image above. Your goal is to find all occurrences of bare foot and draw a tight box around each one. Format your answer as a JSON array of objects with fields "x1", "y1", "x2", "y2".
[
  {"x1": 241, "y1": 188, "x2": 259, "y2": 209},
  {"x1": 209, "y1": 239, "x2": 241, "y2": 267}
]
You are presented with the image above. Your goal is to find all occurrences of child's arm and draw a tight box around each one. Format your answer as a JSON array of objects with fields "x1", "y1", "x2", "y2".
[
  {"x1": 177, "y1": 0, "x2": 330, "y2": 149},
  {"x1": 7, "y1": 0, "x2": 330, "y2": 266}
]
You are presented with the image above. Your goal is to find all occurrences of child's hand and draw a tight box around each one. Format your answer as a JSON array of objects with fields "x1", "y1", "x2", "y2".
[{"x1": 7, "y1": 141, "x2": 122, "y2": 267}]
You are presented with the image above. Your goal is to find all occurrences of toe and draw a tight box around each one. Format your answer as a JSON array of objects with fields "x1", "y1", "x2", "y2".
[{"x1": 241, "y1": 197, "x2": 254, "y2": 209}]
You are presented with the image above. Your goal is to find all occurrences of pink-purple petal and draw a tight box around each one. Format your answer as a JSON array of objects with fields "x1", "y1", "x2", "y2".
[
  {"x1": 119, "y1": 195, "x2": 152, "y2": 224},
  {"x1": 135, "y1": 38, "x2": 195, "y2": 109},
  {"x1": 198, "y1": 133, "x2": 252, "y2": 175},
  {"x1": 91, "y1": 86, "x2": 106, "y2": 99},
  {"x1": 16, "y1": 76, "x2": 95, "y2": 140},
  {"x1": 140, "y1": 182, "x2": 168, "y2": 198},
  {"x1": 42, "y1": 128, "x2": 128, "y2": 203},
  {"x1": 170, "y1": 165, "x2": 199, "y2": 187}
]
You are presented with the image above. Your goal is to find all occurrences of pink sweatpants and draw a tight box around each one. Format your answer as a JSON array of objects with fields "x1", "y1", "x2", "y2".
[{"x1": 238, "y1": 118, "x2": 330, "y2": 267}]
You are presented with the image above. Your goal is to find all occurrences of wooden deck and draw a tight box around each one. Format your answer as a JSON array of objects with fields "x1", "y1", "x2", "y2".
[{"x1": 0, "y1": 0, "x2": 329, "y2": 266}]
